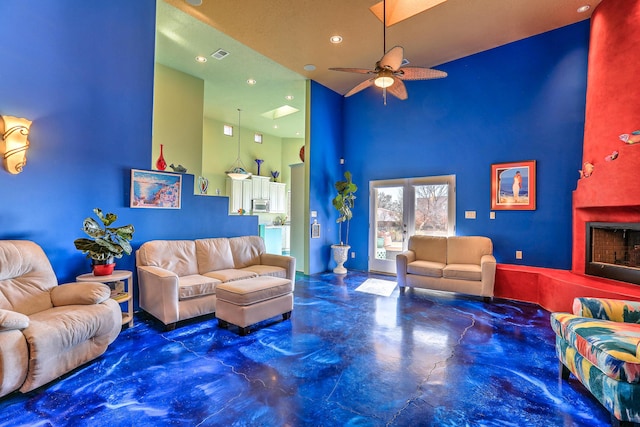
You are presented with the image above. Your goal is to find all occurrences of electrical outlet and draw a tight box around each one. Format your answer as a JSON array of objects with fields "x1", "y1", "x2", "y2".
[
  {"x1": 490, "y1": 212, "x2": 495, "y2": 220},
  {"x1": 515, "y1": 250, "x2": 523, "y2": 260},
  {"x1": 351, "y1": 252, "x2": 355, "y2": 258}
]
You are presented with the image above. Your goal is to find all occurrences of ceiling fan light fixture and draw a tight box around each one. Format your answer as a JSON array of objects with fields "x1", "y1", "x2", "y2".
[
  {"x1": 374, "y1": 76, "x2": 394, "y2": 88},
  {"x1": 374, "y1": 69, "x2": 395, "y2": 88},
  {"x1": 329, "y1": 0, "x2": 445, "y2": 102}
]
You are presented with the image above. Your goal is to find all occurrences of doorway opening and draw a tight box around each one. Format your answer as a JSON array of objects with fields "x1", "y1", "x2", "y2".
[{"x1": 369, "y1": 175, "x2": 456, "y2": 274}]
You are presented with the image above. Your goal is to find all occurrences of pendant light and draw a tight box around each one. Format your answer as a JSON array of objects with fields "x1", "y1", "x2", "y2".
[{"x1": 225, "y1": 108, "x2": 252, "y2": 180}]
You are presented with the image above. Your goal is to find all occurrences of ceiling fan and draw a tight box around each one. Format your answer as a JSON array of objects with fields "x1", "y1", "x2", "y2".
[{"x1": 329, "y1": 0, "x2": 447, "y2": 104}]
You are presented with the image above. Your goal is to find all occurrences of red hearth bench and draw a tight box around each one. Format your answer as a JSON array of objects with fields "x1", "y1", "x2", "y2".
[{"x1": 495, "y1": 263, "x2": 640, "y2": 312}]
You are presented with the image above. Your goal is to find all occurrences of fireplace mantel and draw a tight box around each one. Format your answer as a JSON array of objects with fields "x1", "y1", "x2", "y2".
[{"x1": 574, "y1": 144, "x2": 640, "y2": 210}]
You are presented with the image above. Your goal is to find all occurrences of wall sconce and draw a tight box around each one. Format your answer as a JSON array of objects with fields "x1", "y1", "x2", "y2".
[{"x1": 1, "y1": 115, "x2": 32, "y2": 174}]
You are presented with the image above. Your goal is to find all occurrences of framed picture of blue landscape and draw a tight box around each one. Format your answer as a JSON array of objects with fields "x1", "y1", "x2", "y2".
[
  {"x1": 491, "y1": 160, "x2": 536, "y2": 211},
  {"x1": 130, "y1": 169, "x2": 182, "y2": 209}
]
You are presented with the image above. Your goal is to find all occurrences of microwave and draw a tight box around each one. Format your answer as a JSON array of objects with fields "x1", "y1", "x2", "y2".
[{"x1": 252, "y1": 199, "x2": 269, "y2": 213}]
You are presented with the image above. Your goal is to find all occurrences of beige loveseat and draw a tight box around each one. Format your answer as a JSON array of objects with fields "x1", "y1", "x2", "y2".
[
  {"x1": 136, "y1": 236, "x2": 295, "y2": 330},
  {"x1": 0, "y1": 240, "x2": 122, "y2": 398},
  {"x1": 396, "y1": 235, "x2": 496, "y2": 299}
]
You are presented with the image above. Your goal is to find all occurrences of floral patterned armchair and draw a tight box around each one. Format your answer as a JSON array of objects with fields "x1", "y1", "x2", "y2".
[{"x1": 550, "y1": 297, "x2": 640, "y2": 427}]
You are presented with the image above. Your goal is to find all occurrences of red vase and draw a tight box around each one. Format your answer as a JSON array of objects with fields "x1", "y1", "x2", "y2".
[
  {"x1": 156, "y1": 144, "x2": 167, "y2": 171},
  {"x1": 93, "y1": 262, "x2": 116, "y2": 276}
]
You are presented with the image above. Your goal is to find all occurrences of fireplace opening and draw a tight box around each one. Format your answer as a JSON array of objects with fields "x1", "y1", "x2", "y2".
[{"x1": 586, "y1": 222, "x2": 640, "y2": 285}]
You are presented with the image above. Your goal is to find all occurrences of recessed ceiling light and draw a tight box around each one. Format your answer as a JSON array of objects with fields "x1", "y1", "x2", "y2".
[
  {"x1": 195, "y1": 56, "x2": 207, "y2": 63},
  {"x1": 577, "y1": 5, "x2": 590, "y2": 12},
  {"x1": 285, "y1": 95, "x2": 294, "y2": 101},
  {"x1": 273, "y1": 125, "x2": 279, "y2": 129},
  {"x1": 303, "y1": 64, "x2": 316, "y2": 71},
  {"x1": 247, "y1": 79, "x2": 257, "y2": 85},
  {"x1": 329, "y1": 35, "x2": 343, "y2": 44}
]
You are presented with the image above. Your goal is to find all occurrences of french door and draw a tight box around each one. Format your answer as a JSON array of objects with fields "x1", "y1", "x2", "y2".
[{"x1": 368, "y1": 175, "x2": 456, "y2": 274}]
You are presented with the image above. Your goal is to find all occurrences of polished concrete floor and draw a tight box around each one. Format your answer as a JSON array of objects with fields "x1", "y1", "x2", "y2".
[{"x1": 0, "y1": 271, "x2": 611, "y2": 426}]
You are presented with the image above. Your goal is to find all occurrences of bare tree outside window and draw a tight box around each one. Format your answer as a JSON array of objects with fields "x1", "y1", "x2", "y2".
[
  {"x1": 375, "y1": 188, "x2": 403, "y2": 259},
  {"x1": 414, "y1": 184, "x2": 448, "y2": 235}
]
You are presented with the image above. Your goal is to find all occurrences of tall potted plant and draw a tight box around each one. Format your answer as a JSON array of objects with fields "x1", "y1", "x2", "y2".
[
  {"x1": 331, "y1": 171, "x2": 357, "y2": 274},
  {"x1": 74, "y1": 208, "x2": 135, "y2": 276}
]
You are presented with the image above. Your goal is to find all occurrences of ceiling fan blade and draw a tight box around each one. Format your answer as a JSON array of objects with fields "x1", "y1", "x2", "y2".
[
  {"x1": 344, "y1": 78, "x2": 375, "y2": 97},
  {"x1": 329, "y1": 67, "x2": 375, "y2": 75},
  {"x1": 379, "y1": 46, "x2": 404, "y2": 71},
  {"x1": 397, "y1": 67, "x2": 448, "y2": 81},
  {"x1": 386, "y1": 78, "x2": 408, "y2": 100}
]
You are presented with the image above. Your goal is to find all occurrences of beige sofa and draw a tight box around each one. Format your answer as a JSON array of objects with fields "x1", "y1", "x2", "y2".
[
  {"x1": 0, "y1": 240, "x2": 122, "y2": 398},
  {"x1": 136, "y1": 236, "x2": 295, "y2": 330},
  {"x1": 396, "y1": 235, "x2": 496, "y2": 298}
]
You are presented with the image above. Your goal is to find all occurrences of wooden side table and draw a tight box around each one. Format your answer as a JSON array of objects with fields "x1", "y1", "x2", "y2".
[{"x1": 76, "y1": 270, "x2": 134, "y2": 328}]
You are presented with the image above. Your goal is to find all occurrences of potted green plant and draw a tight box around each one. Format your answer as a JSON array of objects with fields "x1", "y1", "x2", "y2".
[
  {"x1": 331, "y1": 171, "x2": 357, "y2": 274},
  {"x1": 74, "y1": 208, "x2": 135, "y2": 276}
]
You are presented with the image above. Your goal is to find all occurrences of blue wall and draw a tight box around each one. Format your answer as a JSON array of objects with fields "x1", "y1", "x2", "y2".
[
  {"x1": 338, "y1": 22, "x2": 590, "y2": 271},
  {"x1": 0, "y1": 0, "x2": 591, "y2": 288},
  {"x1": 0, "y1": 1, "x2": 256, "y2": 305},
  {"x1": 308, "y1": 81, "x2": 344, "y2": 274}
]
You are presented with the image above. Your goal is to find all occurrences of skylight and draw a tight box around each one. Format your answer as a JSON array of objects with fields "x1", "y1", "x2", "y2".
[
  {"x1": 261, "y1": 105, "x2": 300, "y2": 120},
  {"x1": 370, "y1": 0, "x2": 447, "y2": 27}
]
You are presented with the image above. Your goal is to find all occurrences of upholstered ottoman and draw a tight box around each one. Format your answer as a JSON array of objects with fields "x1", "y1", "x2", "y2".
[{"x1": 216, "y1": 276, "x2": 293, "y2": 335}]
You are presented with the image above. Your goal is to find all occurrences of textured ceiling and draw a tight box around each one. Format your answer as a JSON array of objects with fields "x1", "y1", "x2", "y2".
[{"x1": 158, "y1": 0, "x2": 600, "y2": 138}]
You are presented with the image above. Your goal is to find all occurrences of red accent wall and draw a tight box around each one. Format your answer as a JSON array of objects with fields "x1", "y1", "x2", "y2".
[
  {"x1": 497, "y1": 0, "x2": 640, "y2": 313},
  {"x1": 572, "y1": 0, "x2": 640, "y2": 274}
]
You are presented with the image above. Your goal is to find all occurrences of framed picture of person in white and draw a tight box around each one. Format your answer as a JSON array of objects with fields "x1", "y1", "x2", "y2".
[{"x1": 491, "y1": 160, "x2": 536, "y2": 211}]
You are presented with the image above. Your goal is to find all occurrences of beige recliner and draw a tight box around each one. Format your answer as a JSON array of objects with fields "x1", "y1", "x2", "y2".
[
  {"x1": 0, "y1": 240, "x2": 121, "y2": 398},
  {"x1": 396, "y1": 235, "x2": 496, "y2": 299}
]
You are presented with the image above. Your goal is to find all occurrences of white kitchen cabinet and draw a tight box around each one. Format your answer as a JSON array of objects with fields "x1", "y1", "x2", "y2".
[
  {"x1": 242, "y1": 180, "x2": 252, "y2": 212},
  {"x1": 269, "y1": 182, "x2": 287, "y2": 213},
  {"x1": 226, "y1": 178, "x2": 252, "y2": 214},
  {"x1": 252, "y1": 176, "x2": 270, "y2": 200}
]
